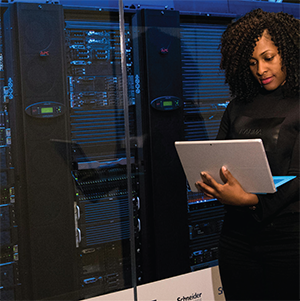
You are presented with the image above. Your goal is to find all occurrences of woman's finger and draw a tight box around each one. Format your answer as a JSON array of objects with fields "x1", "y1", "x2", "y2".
[
  {"x1": 220, "y1": 166, "x2": 237, "y2": 184},
  {"x1": 201, "y1": 172, "x2": 220, "y2": 189},
  {"x1": 196, "y1": 181, "x2": 218, "y2": 199}
]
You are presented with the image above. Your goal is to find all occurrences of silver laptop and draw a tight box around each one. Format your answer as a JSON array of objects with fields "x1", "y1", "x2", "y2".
[{"x1": 175, "y1": 139, "x2": 295, "y2": 194}]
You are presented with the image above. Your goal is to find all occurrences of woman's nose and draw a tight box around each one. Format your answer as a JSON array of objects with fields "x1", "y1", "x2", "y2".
[{"x1": 256, "y1": 61, "x2": 268, "y2": 76}]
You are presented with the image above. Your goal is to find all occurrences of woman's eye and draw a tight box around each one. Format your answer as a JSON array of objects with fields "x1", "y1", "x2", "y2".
[
  {"x1": 249, "y1": 61, "x2": 256, "y2": 66},
  {"x1": 265, "y1": 56, "x2": 274, "y2": 61}
]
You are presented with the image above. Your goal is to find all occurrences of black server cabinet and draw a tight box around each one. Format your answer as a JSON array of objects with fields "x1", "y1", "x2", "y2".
[
  {"x1": 2, "y1": 3, "x2": 77, "y2": 300},
  {"x1": 132, "y1": 9, "x2": 190, "y2": 282}
]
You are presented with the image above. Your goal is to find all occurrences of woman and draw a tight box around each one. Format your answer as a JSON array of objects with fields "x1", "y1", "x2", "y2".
[{"x1": 196, "y1": 9, "x2": 299, "y2": 301}]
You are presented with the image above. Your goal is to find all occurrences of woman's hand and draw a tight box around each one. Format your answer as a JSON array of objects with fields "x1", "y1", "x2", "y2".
[{"x1": 195, "y1": 166, "x2": 259, "y2": 207}]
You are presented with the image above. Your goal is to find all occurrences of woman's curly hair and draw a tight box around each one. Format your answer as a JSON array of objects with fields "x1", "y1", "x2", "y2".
[{"x1": 220, "y1": 8, "x2": 300, "y2": 102}]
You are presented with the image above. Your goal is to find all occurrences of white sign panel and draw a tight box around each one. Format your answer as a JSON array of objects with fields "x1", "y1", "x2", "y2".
[
  {"x1": 86, "y1": 266, "x2": 225, "y2": 301},
  {"x1": 137, "y1": 266, "x2": 225, "y2": 301}
]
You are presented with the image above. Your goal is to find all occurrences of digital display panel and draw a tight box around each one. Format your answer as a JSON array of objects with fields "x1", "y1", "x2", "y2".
[
  {"x1": 41, "y1": 107, "x2": 54, "y2": 114},
  {"x1": 163, "y1": 101, "x2": 173, "y2": 107}
]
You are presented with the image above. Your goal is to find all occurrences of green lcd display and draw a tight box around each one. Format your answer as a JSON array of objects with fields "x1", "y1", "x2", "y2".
[
  {"x1": 163, "y1": 101, "x2": 173, "y2": 107},
  {"x1": 41, "y1": 107, "x2": 54, "y2": 114}
]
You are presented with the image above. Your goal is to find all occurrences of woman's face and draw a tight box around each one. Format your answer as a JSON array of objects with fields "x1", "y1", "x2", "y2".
[{"x1": 249, "y1": 31, "x2": 286, "y2": 91}]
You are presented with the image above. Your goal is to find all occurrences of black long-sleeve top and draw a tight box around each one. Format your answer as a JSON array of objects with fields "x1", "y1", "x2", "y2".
[{"x1": 217, "y1": 86, "x2": 299, "y2": 223}]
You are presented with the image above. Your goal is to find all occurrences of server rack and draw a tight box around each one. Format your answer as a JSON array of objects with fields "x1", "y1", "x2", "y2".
[{"x1": 64, "y1": 10, "x2": 140, "y2": 298}]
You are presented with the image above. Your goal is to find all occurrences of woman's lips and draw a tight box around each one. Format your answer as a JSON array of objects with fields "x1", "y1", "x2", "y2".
[{"x1": 261, "y1": 77, "x2": 273, "y2": 85}]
